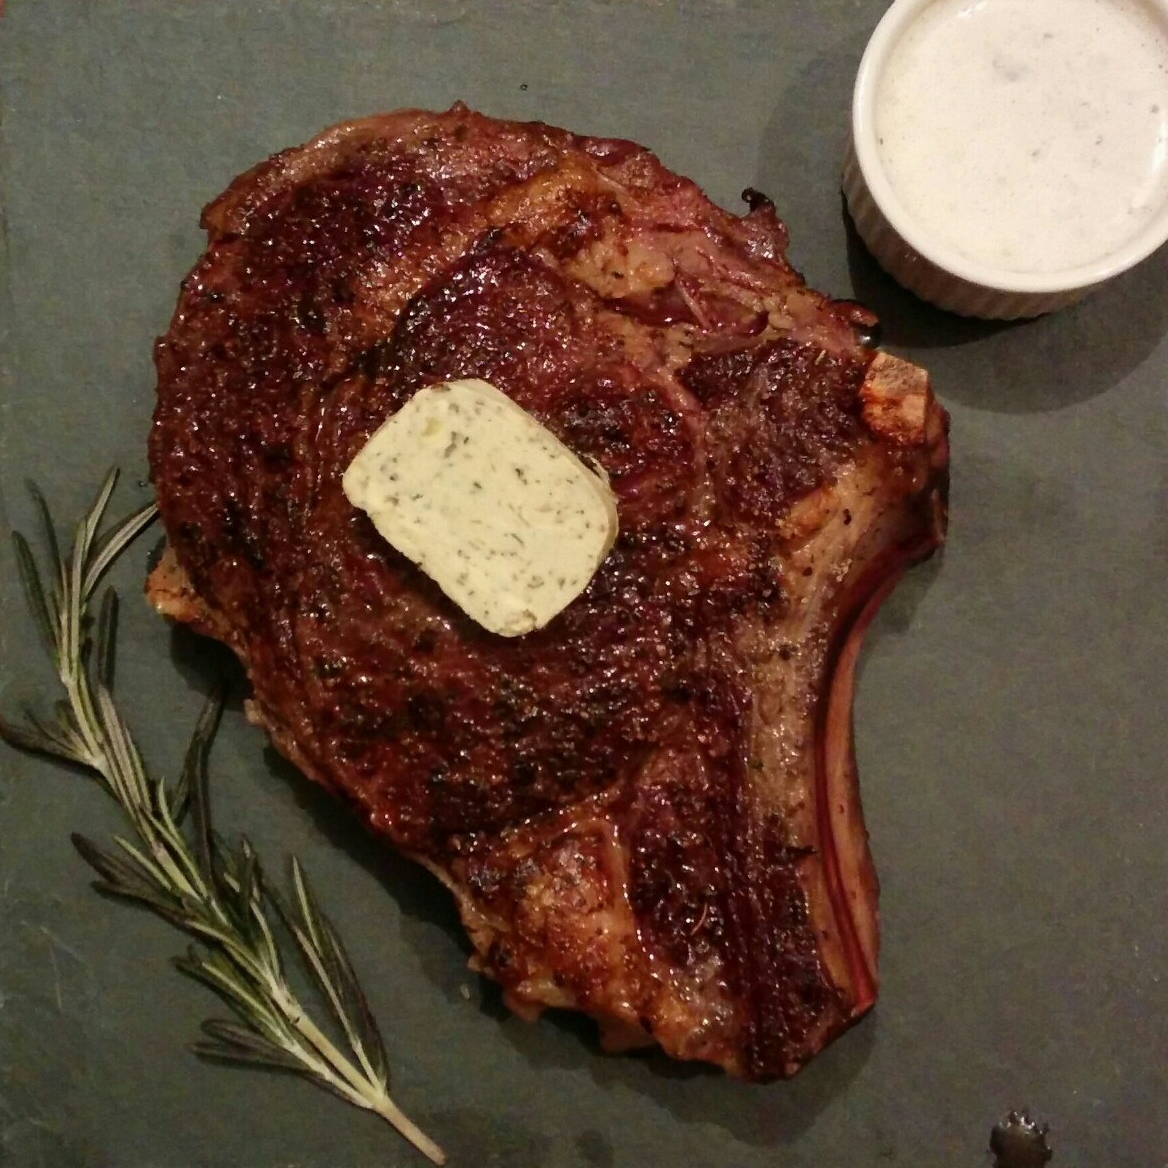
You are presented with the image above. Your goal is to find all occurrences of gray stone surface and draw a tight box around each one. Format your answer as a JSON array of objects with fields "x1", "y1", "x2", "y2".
[{"x1": 1, "y1": 1, "x2": 1165, "y2": 1164}]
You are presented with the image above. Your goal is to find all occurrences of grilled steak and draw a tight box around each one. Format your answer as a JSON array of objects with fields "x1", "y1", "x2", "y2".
[{"x1": 148, "y1": 105, "x2": 948, "y2": 1080}]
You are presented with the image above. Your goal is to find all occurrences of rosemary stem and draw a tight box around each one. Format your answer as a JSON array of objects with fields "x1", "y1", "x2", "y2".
[
  {"x1": 287, "y1": 1004, "x2": 445, "y2": 1166},
  {"x1": 2, "y1": 474, "x2": 447, "y2": 1166},
  {"x1": 369, "y1": 1093, "x2": 448, "y2": 1166},
  {"x1": 274, "y1": 987, "x2": 377, "y2": 1093}
]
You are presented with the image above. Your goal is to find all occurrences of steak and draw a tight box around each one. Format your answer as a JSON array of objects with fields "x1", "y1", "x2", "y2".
[{"x1": 147, "y1": 105, "x2": 948, "y2": 1080}]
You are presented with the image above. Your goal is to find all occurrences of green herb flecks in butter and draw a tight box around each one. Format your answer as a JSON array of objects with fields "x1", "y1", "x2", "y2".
[{"x1": 342, "y1": 378, "x2": 619, "y2": 637}]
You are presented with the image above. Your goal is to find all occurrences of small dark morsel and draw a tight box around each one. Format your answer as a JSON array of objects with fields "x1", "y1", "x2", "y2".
[
  {"x1": 854, "y1": 319, "x2": 882, "y2": 349},
  {"x1": 834, "y1": 298, "x2": 883, "y2": 349},
  {"x1": 990, "y1": 1110, "x2": 1053, "y2": 1167},
  {"x1": 741, "y1": 186, "x2": 775, "y2": 212}
]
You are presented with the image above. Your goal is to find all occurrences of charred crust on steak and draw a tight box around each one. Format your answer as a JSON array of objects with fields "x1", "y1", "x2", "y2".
[{"x1": 148, "y1": 104, "x2": 949, "y2": 1080}]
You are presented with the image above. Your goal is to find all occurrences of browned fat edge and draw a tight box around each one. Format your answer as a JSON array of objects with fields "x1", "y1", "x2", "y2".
[
  {"x1": 813, "y1": 535, "x2": 930, "y2": 1012},
  {"x1": 814, "y1": 355, "x2": 949, "y2": 1013}
]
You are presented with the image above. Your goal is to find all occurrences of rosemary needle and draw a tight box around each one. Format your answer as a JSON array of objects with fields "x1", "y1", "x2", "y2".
[{"x1": 0, "y1": 469, "x2": 446, "y2": 1166}]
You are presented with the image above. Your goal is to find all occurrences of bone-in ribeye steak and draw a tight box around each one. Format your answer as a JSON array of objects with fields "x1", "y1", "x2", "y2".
[{"x1": 148, "y1": 105, "x2": 948, "y2": 1080}]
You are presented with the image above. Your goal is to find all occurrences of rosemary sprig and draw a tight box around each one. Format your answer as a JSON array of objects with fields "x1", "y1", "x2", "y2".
[{"x1": 0, "y1": 470, "x2": 445, "y2": 1166}]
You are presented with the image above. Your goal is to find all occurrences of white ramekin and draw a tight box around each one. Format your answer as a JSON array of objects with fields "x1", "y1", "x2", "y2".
[{"x1": 843, "y1": 0, "x2": 1168, "y2": 320}]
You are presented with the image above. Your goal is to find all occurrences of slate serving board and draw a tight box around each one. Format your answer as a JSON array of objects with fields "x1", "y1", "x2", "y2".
[{"x1": 2, "y1": 2, "x2": 1166, "y2": 1165}]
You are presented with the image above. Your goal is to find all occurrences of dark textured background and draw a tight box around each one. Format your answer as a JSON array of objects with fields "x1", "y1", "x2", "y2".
[{"x1": 1, "y1": 1, "x2": 1166, "y2": 1165}]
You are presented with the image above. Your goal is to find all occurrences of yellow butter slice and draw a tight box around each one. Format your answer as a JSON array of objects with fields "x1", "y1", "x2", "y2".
[{"x1": 342, "y1": 378, "x2": 619, "y2": 637}]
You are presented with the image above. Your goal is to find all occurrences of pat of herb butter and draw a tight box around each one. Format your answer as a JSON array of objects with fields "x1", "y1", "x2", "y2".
[{"x1": 342, "y1": 378, "x2": 619, "y2": 637}]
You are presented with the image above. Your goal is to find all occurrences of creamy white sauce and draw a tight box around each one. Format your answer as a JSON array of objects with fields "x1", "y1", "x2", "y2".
[{"x1": 875, "y1": 0, "x2": 1168, "y2": 273}]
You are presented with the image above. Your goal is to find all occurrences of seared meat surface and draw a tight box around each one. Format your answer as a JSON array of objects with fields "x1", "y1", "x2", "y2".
[{"x1": 148, "y1": 105, "x2": 948, "y2": 1079}]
